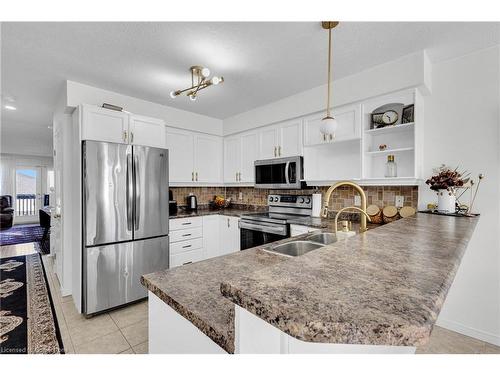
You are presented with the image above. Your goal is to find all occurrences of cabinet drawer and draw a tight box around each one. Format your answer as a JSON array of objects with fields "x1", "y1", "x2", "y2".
[
  {"x1": 170, "y1": 248, "x2": 203, "y2": 268},
  {"x1": 169, "y1": 226, "x2": 203, "y2": 243},
  {"x1": 170, "y1": 238, "x2": 203, "y2": 255},
  {"x1": 170, "y1": 216, "x2": 202, "y2": 231}
]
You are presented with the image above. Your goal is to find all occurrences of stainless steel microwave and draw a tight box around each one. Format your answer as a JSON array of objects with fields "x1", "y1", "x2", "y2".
[{"x1": 254, "y1": 156, "x2": 305, "y2": 189}]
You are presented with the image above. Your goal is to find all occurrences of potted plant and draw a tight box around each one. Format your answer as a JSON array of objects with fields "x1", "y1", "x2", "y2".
[{"x1": 425, "y1": 165, "x2": 468, "y2": 213}]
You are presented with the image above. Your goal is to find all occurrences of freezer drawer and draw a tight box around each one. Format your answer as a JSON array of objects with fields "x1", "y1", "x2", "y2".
[{"x1": 84, "y1": 236, "x2": 169, "y2": 314}]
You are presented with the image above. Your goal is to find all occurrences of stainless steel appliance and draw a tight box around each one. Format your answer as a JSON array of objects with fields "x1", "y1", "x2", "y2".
[
  {"x1": 82, "y1": 141, "x2": 169, "y2": 315},
  {"x1": 254, "y1": 156, "x2": 305, "y2": 189},
  {"x1": 186, "y1": 193, "x2": 198, "y2": 212},
  {"x1": 239, "y1": 194, "x2": 312, "y2": 250}
]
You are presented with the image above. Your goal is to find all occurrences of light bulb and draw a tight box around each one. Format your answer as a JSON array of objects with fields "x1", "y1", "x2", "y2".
[
  {"x1": 189, "y1": 94, "x2": 197, "y2": 101},
  {"x1": 211, "y1": 76, "x2": 221, "y2": 85},
  {"x1": 169, "y1": 91, "x2": 177, "y2": 99},
  {"x1": 4, "y1": 105, "x2": 16, "y2": 110},
  {"x1": 320, "y1": 116, "x2": 338, "y2": 136},
  {"x1": 201, "y1": 67, "x2": 210, "y2": 78}
]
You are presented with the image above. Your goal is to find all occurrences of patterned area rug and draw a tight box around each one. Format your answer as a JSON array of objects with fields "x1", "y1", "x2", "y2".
[
  {"x1": 0, "y1": 253, "x2": 63, "y2": 354},
  {"x1": 0, "y1": 225, "x2": 48, "y2": 253}
]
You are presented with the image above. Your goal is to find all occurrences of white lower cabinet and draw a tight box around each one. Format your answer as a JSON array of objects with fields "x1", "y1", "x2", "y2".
[
  {"x1": 202, "y1": 215, "x2": 221, "y2": 260},
  {"x1": 170, "y1": 215, "x2": 240, "y2": 267},
  {"x1": 220, "y1": 216, "x2": 240, "y2": 256}
]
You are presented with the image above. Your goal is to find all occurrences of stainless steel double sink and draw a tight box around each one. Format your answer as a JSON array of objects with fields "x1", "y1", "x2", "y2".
[{"x1": 265, "y1": 232, "x2": 337, "y2": 257}]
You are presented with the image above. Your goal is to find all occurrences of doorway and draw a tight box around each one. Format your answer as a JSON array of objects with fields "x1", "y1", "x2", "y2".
[{"x1": 14, "y1": 167, "x2": 42, "y2": 224}]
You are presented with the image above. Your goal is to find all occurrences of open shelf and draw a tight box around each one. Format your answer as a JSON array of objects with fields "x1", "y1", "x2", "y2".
[
  {"x1": 366, "y1": 147, "x2": 414, "y2": 155},
  {"x1": 364, "y1": 122, "x2": 414, "y2": 135}
]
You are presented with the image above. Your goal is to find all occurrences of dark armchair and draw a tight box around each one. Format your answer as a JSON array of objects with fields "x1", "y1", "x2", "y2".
[{"x1": 0, "y1": 195, "x2": 14, "y2": 230}]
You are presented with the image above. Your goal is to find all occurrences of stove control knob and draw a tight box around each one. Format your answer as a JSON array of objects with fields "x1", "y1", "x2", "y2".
[
  {"x1": 305, "y1": 198, "x2": 311, "y2": 204},
  {"x1": 299, "y1": 197, "x2": 305, "y2": 203}
]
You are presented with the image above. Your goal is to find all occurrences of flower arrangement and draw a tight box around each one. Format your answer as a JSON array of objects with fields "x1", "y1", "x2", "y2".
[{"x1": 425, "y1": 165, "x2": 469, "y2": 192}]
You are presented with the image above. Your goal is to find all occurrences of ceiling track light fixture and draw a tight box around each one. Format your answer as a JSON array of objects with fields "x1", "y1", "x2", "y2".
[
  {"x1": 320, "y1": 21, "x2": 339, "y2": 138},
  {"x1": 170, "y1": 65, "x2": 224, "y2": 101}
]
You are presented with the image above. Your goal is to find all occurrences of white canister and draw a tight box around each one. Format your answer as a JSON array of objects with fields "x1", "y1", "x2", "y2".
[
  {"x1": 437, "y1": 189, "x2": 456, "y2": 213},
  {"x1": 311, "y1": 193, "x2": 322, "y2": 217}
]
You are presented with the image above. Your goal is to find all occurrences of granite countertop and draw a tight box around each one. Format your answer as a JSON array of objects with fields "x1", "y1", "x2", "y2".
[
  {"x1": 169, "y1": 206, "x2": 267, "y2": 220},
  {"x1": 221, "y1": 214, "x2": 478, "y2": 347},
  {"x1": 141, "y1": 246, "x2": 289, "y2": 353},
  {"x1": 141, "y1": 213, "x2": 478, "y2": 353},
  {"x1": 169, "y1": 205, "x2": 358, "y2": 230}
]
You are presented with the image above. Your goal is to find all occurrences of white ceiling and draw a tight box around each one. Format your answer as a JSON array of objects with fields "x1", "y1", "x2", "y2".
[{"x1": 1, "y1": 22, "x2": 499, "y2": 156}]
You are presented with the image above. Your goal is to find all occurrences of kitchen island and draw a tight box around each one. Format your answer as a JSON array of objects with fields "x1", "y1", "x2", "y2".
[{"x1": 141, "y1": 213, "x2": 478, "y2": 354}]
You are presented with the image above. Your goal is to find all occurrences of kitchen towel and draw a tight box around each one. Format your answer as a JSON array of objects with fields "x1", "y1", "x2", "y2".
[{"x1": 312, "y1": 193, "x2": 322, "y2": 217}]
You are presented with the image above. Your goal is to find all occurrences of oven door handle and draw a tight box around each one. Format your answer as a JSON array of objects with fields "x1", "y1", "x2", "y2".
[
  {"x1": 285, "y1": 161, "x2": 290, "y2": 185},
  {"x1": 239, "y1": 221, "x2": 287, "y2": 236}
]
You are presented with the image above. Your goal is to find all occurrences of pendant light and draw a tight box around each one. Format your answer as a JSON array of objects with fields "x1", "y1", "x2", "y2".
[{"x1": 320, "y1": 21, "x2": 339, "y2": 137}]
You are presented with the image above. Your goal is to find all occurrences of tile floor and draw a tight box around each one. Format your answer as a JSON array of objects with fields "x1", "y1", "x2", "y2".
[{"x1": 2, "y1": 242, "x2": 499, "y2": 354}]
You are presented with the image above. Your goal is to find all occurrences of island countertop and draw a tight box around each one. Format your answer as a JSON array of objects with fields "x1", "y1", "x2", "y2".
[
  {"x1": 221, "y1": 214, "x2": 478, "y2": 347},
  {"x1": 142, "y1": 213, "x2": 478, "y2": 353}
]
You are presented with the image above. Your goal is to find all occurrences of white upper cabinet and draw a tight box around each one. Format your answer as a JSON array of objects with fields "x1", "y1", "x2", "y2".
[
  {"x1": 224, "y1": 136, "x2": 241, "y2": 183},
  {"x1": 81, "y1": 105, "x2": 129, "y2": 144},
  {"x1": 167, "y1": 127, "x2": 223, "y2": 185},
  {"x1": 224, "y1": 131, "x2": 259, "y2": 184},
  {"x1": 81, "y1": 105, "x2": 166, "y2": 148},
  {"x1": 303, "y1": 104, "x2": 361, "y2": 146},
  {"x1": 277, "y1": 119, "x2": 303, "y2": 157},
  {"x1": 239, "y1": 132, "x2": 259, "y2": 183},
  {"x1": 194, "y1": 134, "x2": 223, "y2": 183},
  {"x1": 259, "y1": 126, "x2": 280, "y2": 159},
  {"x1": 258, "y1": 119, "x2": 303, "y2": 159},
  {"x1": 166, "y1": 128, "x2": 195, "y2": 183},
  {"x1": 129, "y1": 115, "x2": 166, "y2": 148}
]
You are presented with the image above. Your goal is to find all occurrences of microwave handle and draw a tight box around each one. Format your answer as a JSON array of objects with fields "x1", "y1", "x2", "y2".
[{"x1": 285, "y1": 161, "x2": 290, "y2": 185}]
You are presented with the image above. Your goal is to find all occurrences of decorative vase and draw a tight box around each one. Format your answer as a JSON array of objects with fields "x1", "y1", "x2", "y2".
[{"x1": 437, "y1": 189, "x2": 456, "y2": 213}]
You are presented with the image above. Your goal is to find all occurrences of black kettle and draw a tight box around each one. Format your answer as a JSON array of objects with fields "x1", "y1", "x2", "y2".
[{"x1": 186, "y1": 193, "x2": 198, "y2": 212}]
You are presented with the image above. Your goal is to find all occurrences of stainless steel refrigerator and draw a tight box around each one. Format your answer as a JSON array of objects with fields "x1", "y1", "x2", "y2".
[{"x1": 82, "y1": 140, "x2": 169, "y2": 315}]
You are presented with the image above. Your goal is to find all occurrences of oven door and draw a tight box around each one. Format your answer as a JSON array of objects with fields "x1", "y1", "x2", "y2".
[
  {"x1": 239, "y1": 220, "x2": 289, "y2": 250},
  {"x1": 254, "y1": 156, "x2": 303, "y2": 189}
]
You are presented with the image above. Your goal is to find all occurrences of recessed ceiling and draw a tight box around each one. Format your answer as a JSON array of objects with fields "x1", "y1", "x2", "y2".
[{"x1": 1, "y1": 22, "x2": 499, "y2": 155}]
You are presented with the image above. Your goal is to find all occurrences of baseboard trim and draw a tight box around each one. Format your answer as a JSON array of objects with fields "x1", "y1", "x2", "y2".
[{"x1": 436, "y1": 319, "x2": 500, "y2": 346}]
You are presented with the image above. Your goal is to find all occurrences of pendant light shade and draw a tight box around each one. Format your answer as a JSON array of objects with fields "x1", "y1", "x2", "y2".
[
  {"x1": 320, "y1": 21, "x2": 339, "y2": 137},
  {"x1": 320, "y1": 115, "x2": 338, "y2": 136}
]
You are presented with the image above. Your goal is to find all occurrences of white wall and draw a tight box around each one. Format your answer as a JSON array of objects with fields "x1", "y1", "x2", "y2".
[
  {"x1": 223, "y1": 51, "x2": 432, "y2": 135},
  {"x1": 65, "y1": 81, "x2": 223, "y2": 136},
  {"x1": 419, "y1": 46, "x2": 500, "y2": 345}
]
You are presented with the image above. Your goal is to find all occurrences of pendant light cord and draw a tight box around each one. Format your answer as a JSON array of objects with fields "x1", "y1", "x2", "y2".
[{"x1": 326, "y1": 27, "x2": 332, "y2": 117}]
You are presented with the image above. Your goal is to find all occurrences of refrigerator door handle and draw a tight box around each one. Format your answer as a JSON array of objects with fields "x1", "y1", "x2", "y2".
[
  {"x1": 133, "y1": 154, "x2": 141, "y2": 230},
  {"x1": 126, "y1": 152, "x2": 133, "y2": 231}
]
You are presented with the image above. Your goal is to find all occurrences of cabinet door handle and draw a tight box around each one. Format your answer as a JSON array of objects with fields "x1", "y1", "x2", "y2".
[
  {"x1": 278, "y1": 146, "x2": 281, "y2": 156},
  {"x1": 182, "y1": 261, "x2": 193, "y2": 265},
  {"x1": 181, "y1": 222, "x2": 192, "y2": 226},
  {"x1": 227, "y1": 218, "x2": 230, "y2": 228},
  {"x1": 329, "y1": 134, "x2": 333, "y2": 141},
  {"x1": 182, "y1": 233, "x2": 192, "y2": 237},
  {"x1": 238, "y1": 172, "x2": 241, "y2": 181},
  {"x1": 195, "y1": 172, "x2": 198, "y2": 181},
  {"x1": 182, "y1": 244, "x2": 192, "y2": 248},
  {"x1": 235, "y1": 172, "x2": 238, "y2": 181},
  {"x1": 123, "y1": 131, "x2": 128, "y2": 142},
  {"x1": 192, "y1": 172, "x2": 194, "y2": 181},
  {"x1": 274, "y1": 146, "x2": 277, "y2": 157},
  {"x1": 323, "y1": 133, "x2": 326, "y2": 142},
  {"x1": 130, "y1": 131, "x2": 134, "y2": 143}
]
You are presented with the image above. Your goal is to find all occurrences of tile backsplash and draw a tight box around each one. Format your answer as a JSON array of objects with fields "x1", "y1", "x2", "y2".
[{"x1": 170, "y1": 185, "x2": 418, "y2": 211}]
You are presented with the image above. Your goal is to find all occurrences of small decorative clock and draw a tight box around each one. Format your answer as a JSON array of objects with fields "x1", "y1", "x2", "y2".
[{"x1": 371, "y1": 103, "x2": 404, "y2": 129}]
